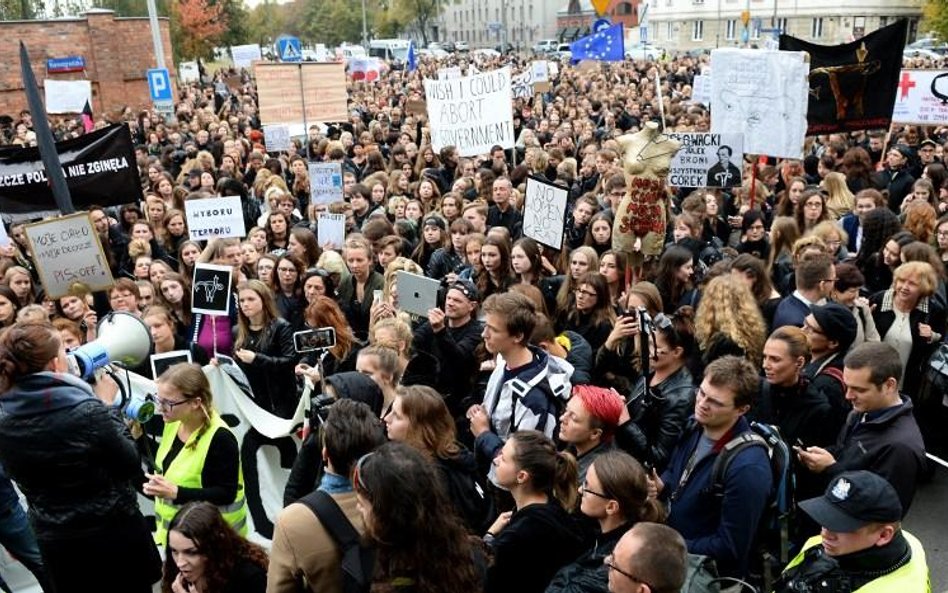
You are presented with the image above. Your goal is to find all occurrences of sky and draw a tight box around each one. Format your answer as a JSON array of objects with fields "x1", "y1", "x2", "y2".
[{"x1": 243, "y1": 0, "x2": 294, "y2": 8}]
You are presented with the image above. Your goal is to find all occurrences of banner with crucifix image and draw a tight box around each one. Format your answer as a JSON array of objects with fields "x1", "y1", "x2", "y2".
[
  {"x1": 779, "y1": 19, "x2": 908, "y2": 134},
  {"x1": 192, "y1": 263, "x2": 233, "y2": 316}
]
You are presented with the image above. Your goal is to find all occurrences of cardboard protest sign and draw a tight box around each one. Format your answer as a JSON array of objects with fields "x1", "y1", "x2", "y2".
[
  {"x1": 308, "y1": 162, "x2": 344, "y2": 206},
  {"x1": 24, "y1": 212, "x2": 113, "y2": 299},
  {"x1": 150, "y1": 350, "x2": 193, "y2": 380},
  {"x1": 317, "y1": 212, "x2": 346, "y2": 249},
  {"x1": 179, "y1": 61, "x2": 200, "y2": 84},
  {"x1": 263, "y1": 125, "x2": 291, "y2": 152},
  {"x1": 531, "y1": 61, "x2": 549, "y2": 83},
  {"x1": 0, "y1": 124, "x2": 143, "y2": 220},
  {"x1": 255, "y1": 63, "x2": 348, "y2": 129},
  {"x1": 710, "y1": 49, "x2": 808, "y2": 158},
  {"x1": 192, "y1": 263, "x2": 232, "y2": 316},
  {"x1": 522, "y1": 175, "x2": 568, "y2": 250},
  {"x1": 44, "y1": 80, "x2": 92, "y2": 114},
  {"x1": 423, "y1": 67, "x2": 515, "y2": 157},
  {"x1": 231, "y1": 44, "x2": 262, "y2": 69},
  {"x1": 665, "y1": 133, "x2": 743, "y2": 188},
  {"x1": 405, "y1": 98, "x2": 427, "y2": 116},
  {"x1": 185, "y1": 196, "x2": 246, "y2": 240},
  {"x1": 892, "y1": 70, "x2": 948, "y2": 124}
]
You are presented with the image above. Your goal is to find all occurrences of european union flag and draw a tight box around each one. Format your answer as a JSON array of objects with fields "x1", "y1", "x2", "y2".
[
  {"x1": 407, "y1": 40, "x2": 417, "y2": 72},
  {"x1": 570, "y1": 23, "x2": 625, "y2": 62}
]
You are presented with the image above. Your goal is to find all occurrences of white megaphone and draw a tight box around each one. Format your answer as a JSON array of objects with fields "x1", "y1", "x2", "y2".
[{"x1": 68, "y1": 311, "x2": 153, "y2": 381}]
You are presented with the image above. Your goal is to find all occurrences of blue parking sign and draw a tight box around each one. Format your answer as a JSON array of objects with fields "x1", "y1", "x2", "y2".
[{"x1": 147, "y1": 68, "x2": 172, "y2": 102}]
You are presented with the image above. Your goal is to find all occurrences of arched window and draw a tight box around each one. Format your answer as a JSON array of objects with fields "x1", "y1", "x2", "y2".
[{"x1": 615, "y1": 2, "x2": 634, "y2": 15}]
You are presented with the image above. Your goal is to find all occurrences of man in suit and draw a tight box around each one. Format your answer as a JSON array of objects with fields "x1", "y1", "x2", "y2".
[{"x1": 706, "y1": 145, "x2": 741, "y2": 187}]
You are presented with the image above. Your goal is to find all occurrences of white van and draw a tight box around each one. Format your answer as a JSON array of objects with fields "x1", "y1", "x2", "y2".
[{"x1": 369, "y1": 39, "x2": 411, "y2": 62}]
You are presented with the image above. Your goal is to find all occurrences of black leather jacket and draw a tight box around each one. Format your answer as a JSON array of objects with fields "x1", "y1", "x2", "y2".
[
  {"x1": 0, "y1": 372, "x2": 144, "y2": 539},
  {"x1": 234, "y1": 317, "x2": 300, "y2": 418}
]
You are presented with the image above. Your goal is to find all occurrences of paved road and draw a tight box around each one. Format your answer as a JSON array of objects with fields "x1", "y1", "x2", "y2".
[{"x1": 904, "y1": 459, "x2": 948, "y2": 593}]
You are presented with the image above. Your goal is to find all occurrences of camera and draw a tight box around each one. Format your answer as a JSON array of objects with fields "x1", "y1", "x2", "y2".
[
  {"x1": 293, "y1": 327, "x2": 337, "y2": 353},
  {"x1": 309, "y1": 392, "x2": 336, "y2": 426}
]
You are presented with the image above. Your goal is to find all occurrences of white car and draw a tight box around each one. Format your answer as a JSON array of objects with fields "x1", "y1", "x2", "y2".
[
  {"x1": 625, "y1": 43, "x2": 663, "y2": 61},
  {"x1": 472, "y1": 48, "x2": 500, "y2": 58},
  {"x1": 533, "y1": 39, "x2": 559, "y2": 55},
  {"x1": 455, "y1": 41, "x2": 470, "y2": 52},
  {"x1": 903, "y1": 48, "x2": 944, "y2": 61},
  {"x1": 553, "y1": 44, "x2": 572, "y2": 61}
]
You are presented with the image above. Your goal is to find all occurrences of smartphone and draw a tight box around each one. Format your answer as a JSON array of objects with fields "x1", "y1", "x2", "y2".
[
  {"x1": 795, "y1": 438, "x2": 808, "y2": 452},
  {"x1": 293, "y1": 327, "x2": 337, "y2": 353},
  {"x1": 373, "y1": 289, "x2": 384, "y2": 305}
]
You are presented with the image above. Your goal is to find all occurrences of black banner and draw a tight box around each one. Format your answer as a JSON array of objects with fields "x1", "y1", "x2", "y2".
[
  {"x1": 0, "y1": 124, "x2": 142, "y2": 218},
  {"x1": 779, "y1": 20, "x2": 908, "y2": 134}
]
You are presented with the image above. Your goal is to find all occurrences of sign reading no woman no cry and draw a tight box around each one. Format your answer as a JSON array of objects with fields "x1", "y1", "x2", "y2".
[{"x1": 424, "y1": 67, "x2": 515, "y2": 157}]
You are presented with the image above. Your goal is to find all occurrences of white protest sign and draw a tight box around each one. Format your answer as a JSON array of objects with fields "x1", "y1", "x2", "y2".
[
  {"x1": 665, "y1": 133, "x2": 744, "y2": 188},
  {"x1": 263, "y1": 125, "x2": 291, "y2": 152},
  {"x1": 512, "y1": 71, "x2": 535, "y2": 99},
  {"x1": 549, "y1": 61, "x2": 559, "y2": 77},
  {"x1": 185, "y1": 196, "x2": 246, "y2": 240},
  {"x1": 231, "y1": 44, "x2": 263, "y2": 69},
  {"x1": 24, "y1": 213, "x2": 113, "y2": 299},
  {"x1": 892, "y1": 70, "x2": 948, "y2": 124},
  {"x1": 692, "y1": 74, "x2": 711, "y2": 107},
  {"x1": 308, "y1": 162, "x2": 344, "y2": 206},
  {"x1": 710, "y1": 49, "x2": 808, "y2": 158},
  {"x1": 0, "y1": 223, "x2": 9, "y2": 247},
  {"x1": 438, "y1": 66, "x2": 462, "y2": 80},
  {"x1": 522, "y1": 176, "x2": 568, "y2": 250},
  {"x1": 317, "y1": 212, "x2": 346, "y2": 250},
  {"x1": 179, "y1": 61, "x2": 200, "y2": 84},
  {"x1": 531, "y1": 61, "x2": 549, "y2": 83},
  {"x1": 424, "y1": 67, "x2": 515, "y2": 157},
  {"x1": 44, "y1": 80, "x2": 92, "y2": 114}
]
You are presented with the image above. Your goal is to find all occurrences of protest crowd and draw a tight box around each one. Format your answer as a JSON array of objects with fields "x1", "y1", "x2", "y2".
[{"x1": 0, "y1": 32, "x2": 941, "y2": 593}]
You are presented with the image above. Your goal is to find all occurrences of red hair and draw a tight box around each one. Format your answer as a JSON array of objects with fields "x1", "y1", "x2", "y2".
[{"x1": 571, "y1": 384, "x2": 624, "y2": 442}]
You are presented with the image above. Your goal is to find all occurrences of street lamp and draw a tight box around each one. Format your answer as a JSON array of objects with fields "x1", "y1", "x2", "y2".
[{"x1": 361, "y1": 0, "x2": 369, "y2": 47}]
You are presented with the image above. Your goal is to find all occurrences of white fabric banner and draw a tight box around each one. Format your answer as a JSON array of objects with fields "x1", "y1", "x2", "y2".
[
  {"x1": 424, "y1": 67, "x2": 515, "y2": 157},
  {"x1": 44, "y1": 80, "x2": 91, "y2": 114},
  {"x1": 891, "y1": 69, "x2": 948, "y2": 125},
  {"x1": 231, "y1": 44, "x2": 263, "y2": 69}
]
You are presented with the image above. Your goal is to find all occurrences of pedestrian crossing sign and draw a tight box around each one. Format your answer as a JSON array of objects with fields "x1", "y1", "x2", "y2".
[{"x1": 277, "y1": 36, "x2": 302, "y2": 63}]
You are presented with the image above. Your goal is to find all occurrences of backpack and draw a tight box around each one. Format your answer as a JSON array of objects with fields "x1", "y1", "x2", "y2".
[
  {"x1": 708, "y1": 421, "x2": 793, "y2": 593},
  {"x1": 298, "y1": 490, "x2": 375, "y2": 593}
]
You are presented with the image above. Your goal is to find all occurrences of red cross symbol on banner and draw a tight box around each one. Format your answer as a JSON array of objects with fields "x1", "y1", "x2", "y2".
[{"x1": 898, "y1": 71, "x2": 916, "y2": 100}]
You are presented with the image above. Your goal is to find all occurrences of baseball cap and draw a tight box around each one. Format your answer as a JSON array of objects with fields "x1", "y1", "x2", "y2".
[
  {"x1": 449, "y1": 278, "x2": 480, "y2": 303},
  {"x1": 920, "y1": 138, "x2": 937, "y2": 149},
  {"x1": 810, "y1": 303, "x2": 858, "y2": 352},
  {"x1": 799, "y1": 471, "x2": 902, "y2": 533}
]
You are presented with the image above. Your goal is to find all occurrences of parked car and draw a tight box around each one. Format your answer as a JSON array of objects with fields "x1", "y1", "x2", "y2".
[
  {"x1": 455, "y1": 40, "x2": 470, "y2": 52},
  {"x1": 472, "y1": 48, "x2": 500, "y2": 58},
  {"x1": 625, "y1": 42, "x2": 663, "y2": 61},
  {"x1": 903, "y1": 47, "x2": 944, "y2": 61},
  {"x1": 907, "y1": 37, "x2": 948, "y2": 55},
  {"x1": 553, "y1": 43, "x2": 572, "y2": 61},
  {"x1": 533, "y1": 39, "x2": 559, "y2": 55},
  {"x1": 495, "y1": 42, "x2": 516, "y2": 54}
]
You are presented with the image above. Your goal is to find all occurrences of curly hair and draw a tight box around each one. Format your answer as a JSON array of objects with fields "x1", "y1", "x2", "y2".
[
  {"x1": 353, "y1": 442, "x2": 481, "y2": 593},
  {"x1": 694, "y1": 275, "x2": 767, "y2": 366},
  {"x1": 392, "y1": 385, "x2": 461, "y2": 460},
  {"x1": 161, "y1": 502, "x2": 268, "y2": 593}
]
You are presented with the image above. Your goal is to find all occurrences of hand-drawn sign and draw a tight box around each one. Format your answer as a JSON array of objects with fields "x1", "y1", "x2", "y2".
[{"x1": 522, "y1": 175, "x2": 568, "y2": 250}]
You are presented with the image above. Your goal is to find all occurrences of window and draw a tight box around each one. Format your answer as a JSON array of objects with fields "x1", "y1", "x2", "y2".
[
  {"x1": 692, "y1": 20, "x2": 704, "y2": 41},
  {"x1": 775, "y1": 17, "x2": 787, "y2": 33},
  {"x1": 751, "y1": 19, "x2": 761, "y2": 39},
  {"x1": 667, "y1": 21, "x2": 674, "y2": 40},
  {"x1": 726, "y1": 19, "x2": 736, "y2": 40},
  {"x1": 616, "y1": 2, "x2": 634, "y2": 15},
  {"x1": 811, "y1": 17, "x2": 823, "y2": 39}
]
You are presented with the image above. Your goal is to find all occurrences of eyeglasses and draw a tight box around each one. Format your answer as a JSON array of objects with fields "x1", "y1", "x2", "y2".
[
  {"x1": 802, "y1": 321, "x2": 825, "y2": 335},
  {"x1": 156, "y1": 397, "x2": 190, "y2": 411},
  {"x1": 575, "y1": 288, "x2": 598, "y2": 298},
  {"x1": 603, "y1": 554, "x2": 652, "y2": 588},
  {"x1": 352, "y1": 451, "x2": 375, "y2": 495},
  {"x1": 580, "y1": 479, "x2": 611, "y2": 499}
]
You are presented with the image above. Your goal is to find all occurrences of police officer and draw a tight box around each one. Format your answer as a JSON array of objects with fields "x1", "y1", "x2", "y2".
[{"x1": 773, "y1": 470, "x2": 929, "y2": 593}]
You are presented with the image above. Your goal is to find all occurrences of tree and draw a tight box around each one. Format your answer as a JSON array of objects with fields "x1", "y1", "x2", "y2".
[
  {"x1": 214, "y1": 0, "x2": 250, "y2": 48},
  {"x1": 923, "y1": 0, "x2": 948, "y2": 42},
  {"x1": 0, "y1": 0, "x2": 44, "y2": 19},
  {"x1": 395, "y1": 0, "x2": 443, "y2": 45},
  {"x1": 171, "y1": 0, "x2": 227, "y2": 61}
]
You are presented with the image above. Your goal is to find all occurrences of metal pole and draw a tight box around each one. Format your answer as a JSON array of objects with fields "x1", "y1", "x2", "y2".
[
  {"x1": 502, "y1": 0, "x2": 509, "y2": 53},
  {"x1": 716, "y1": 0, "x2": 721, "y2": 48},
  {"x1": 146, "y1": 0, "x2": 166, "y2": 69},
  {"x1": 361, "y1": 0, "x2": 369, "y2": 48}
]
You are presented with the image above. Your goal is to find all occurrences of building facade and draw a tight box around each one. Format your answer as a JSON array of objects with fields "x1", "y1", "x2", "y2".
[
  {"x1": 0, "y1": 9, "x2": 174, "y2": 116},
  {"x1": 644, "y1": 0, "x2": 923, "y2": 51}
]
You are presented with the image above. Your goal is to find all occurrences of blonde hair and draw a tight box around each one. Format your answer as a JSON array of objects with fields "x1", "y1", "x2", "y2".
[
  {"x1": 695, "y1": 275, "x2": 767, "y2": 366},
  {"x1": 822, "y1": 172, "x2": 855, "y2": 219},
  {"x1": 157, "y1": 363, "x2": 214, "y2": 450},
  {"x1": 894, "y1": 261, "x2": 938, "y2": 297}
]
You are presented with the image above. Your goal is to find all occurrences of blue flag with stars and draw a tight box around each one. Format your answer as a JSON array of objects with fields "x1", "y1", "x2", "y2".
[
  {"x1": 570, "y1": 23, "x2": 624, "y2": 62},
  {"x1": 407, "y1": 40, "x2": 417, "y2": 72}
]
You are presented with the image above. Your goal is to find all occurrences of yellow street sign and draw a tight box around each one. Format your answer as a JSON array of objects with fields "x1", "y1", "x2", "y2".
[{"x1": 592, "y1": 0, "x2": 612, "y2": 16}]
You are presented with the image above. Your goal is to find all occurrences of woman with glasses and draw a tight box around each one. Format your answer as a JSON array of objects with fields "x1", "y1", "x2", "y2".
[
  {"x1": 484, "y1": 430, "x2": 585, "y2": 593},
  {"x1": 145, "y1": 363, "x2": 247, "y2": 546},
  {"x1": 0, "y1": 322, "x2": 162, "y2": 593},
  {"x1": 561, "y1": 271, "x2": 615, "y2": 353},
  {"x1": 794, "y1": 188, "x2": 830, "y2": 235},
  {"x1": 546, "y1": 451, "x2": 665, "y2": 593},
  {"x1": 616, "y1": 307, "x2": 698, "y2": 473},
  {"x1": 352, "y1": 442, "x2": 484, "y2": 593},
  {"x1": 270, "y1": 254, "x2": 306, "y2": 331}
]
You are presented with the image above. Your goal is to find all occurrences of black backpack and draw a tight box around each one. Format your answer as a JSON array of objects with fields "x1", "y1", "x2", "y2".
[
  {"x1": 298, "y1": 490, "x2": 375, "y2": 593},
  {"x1": 708, "y1": 421, "x2": 793, "y2": 592}
]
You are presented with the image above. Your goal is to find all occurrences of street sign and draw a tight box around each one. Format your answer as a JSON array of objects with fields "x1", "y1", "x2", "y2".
[
  {"x1": 593, "y1": 18, "x2": 612, "y2": 33},
  {"x1": 487, "y1": 22, "x2": 502, "y2": 31},
  {"x1": 276, "y1": 36, "x2": 302, "y2": 62},
  {"x1": 591, "y1": 0, "x2": 611, "y2": 16},
  {"x1": 147, "y1": 68, "x2": 172, "y2": 102},
  {"x1": 641, "y1": 25, "x2": 648, "y2": 43}
]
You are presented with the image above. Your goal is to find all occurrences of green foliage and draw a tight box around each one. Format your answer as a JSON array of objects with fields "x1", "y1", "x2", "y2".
[
  {"x1": 923, "y1": 0, "x2": 948, "y2": 42},
  {"x1": 0, "y1": 0, "x2": 44, "y2": 19}
]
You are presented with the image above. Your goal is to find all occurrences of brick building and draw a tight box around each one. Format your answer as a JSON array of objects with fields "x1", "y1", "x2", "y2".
[{"x1": 0, "y1": 8, "x2": 174, "y2": 117}]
